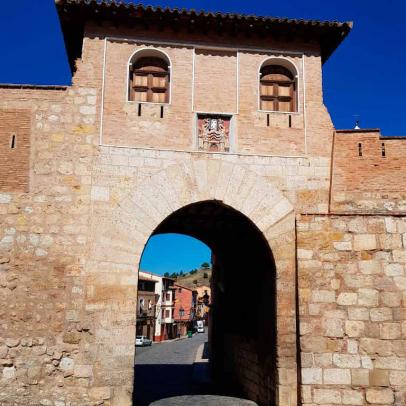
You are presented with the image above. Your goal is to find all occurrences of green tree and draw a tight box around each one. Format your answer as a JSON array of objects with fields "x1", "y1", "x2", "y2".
[
  {"x1": 201, "y1": 262, "x2": 210, "y2": 269},
  {"x1": 163, "y1": 272, "x2": 170, "y2": 277},
  {"x1": 203, "y1": 272, "x2": 208, "y2": 279}
]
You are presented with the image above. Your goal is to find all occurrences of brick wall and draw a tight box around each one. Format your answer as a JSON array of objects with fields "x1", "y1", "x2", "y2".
[
  {"x1": 0, "y1": 109, "x2": 31, "y2": 192},
  {"x1": 331, "y1": 130, "x2": 406, "y2": 213},
  {"x1": 298, "y1": 214, "x2": 406, "y2": 405},
  {"x1": 85, "y1": 23, "x2": 334, "y2": 158}
]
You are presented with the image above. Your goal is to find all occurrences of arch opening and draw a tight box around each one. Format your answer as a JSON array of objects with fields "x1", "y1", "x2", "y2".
[
  {"x1": 135, "y1": 200, "x2": 278, "y2": 406},
  {"x1": 259, "y1": 57, "x2": 298, "y2": 113},
  {"x1": 128, "y1": 48, "x2": 171, "y2": 103}
]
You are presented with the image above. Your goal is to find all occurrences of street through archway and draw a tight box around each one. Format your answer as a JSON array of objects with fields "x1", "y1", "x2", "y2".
[{"x1": 134, "y1": 201, "x2": 278, "y2": 405}]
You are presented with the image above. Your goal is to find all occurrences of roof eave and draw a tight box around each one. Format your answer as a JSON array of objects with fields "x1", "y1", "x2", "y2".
[{"x1": 55, "y1": 0, "x2": 352, "y2": 73}]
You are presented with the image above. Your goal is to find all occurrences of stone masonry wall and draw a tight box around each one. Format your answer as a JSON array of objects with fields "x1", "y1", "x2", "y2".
[
  {"x1": 1, "y1": 20, "x2": 402, "y2": 406},
  {"x1": 0, "y1": 85, "x2": 103, "y2": 405},
  {"x1": 298, "y1": 214, "x2": 406, "y2": 405}
]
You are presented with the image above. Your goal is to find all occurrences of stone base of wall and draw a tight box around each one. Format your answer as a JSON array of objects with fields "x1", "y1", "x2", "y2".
[{"x1": 298, "y1": 214, "x2": 406, "y2": 405}]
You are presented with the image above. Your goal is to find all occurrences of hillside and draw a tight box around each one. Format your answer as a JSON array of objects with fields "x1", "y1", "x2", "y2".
[{"x1": 174, "y1": 267, "x2": 212, "y2": 289}]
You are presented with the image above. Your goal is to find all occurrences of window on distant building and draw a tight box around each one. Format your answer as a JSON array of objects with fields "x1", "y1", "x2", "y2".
[
  {"x1": 259, "y1": 60, "x2": 297, "y2": 112},
  {"x1": 165, "y1": 293, "x2": 171, "y2": 301},
  {"x1": 139, "y1": 298, "x2": 145, "y2": 309},
  {"x1": 128, "y1": 49, "x2": 170, "y2": 103},
  {"x1": 165, "y1": 309, "x2": 170, "y2": 318}
]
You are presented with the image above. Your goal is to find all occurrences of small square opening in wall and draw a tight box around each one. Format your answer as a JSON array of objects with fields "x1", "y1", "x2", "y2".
[{"x1": 197, "y1": 114, "x2": 232, "y2": 152}]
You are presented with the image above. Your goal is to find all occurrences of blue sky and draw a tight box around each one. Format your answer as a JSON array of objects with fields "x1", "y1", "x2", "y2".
[
  {"x1": 1, "y1": 0, "x2": 405, "y2": 274},
  {"x1": 1, "y1": 0, "x2": 405, "y2": 134},
  {"x1": 140, "y1": 234, "x2": 211, "y2": 274}
]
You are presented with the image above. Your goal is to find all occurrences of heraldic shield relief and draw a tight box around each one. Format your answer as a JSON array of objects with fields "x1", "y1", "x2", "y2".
[{"x1": 197, "y1": 115, "x2": 231, "y2": 152}]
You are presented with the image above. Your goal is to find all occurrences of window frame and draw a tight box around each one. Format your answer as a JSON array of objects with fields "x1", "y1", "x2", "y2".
[
  {"x1": 257, "y1": 58, "x2": 299, "y2": 114},
  {"x1": 127, "y1": 48, "x2": 172, "y2": 105}
]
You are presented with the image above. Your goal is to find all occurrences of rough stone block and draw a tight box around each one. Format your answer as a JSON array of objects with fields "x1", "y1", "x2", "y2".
[
  {"x1": 2, "y1": 366, "x2": 15, "y2": 380},
  {"x1": 324, "y1": 318, "x2": 344, "y2": 337},
  {"x1": 359, "y1": 260, "x2": 381, "y2": 274},
  {"x1": 74, "y1": 364, "x2": 93, "y2": 378},
  {"x1": 332, "y1": 353, "x2": 361, "y2": 368},
  {"x1": 313, "y1": 389, "x2": 341, "y2": 404},
  {"x1": 342, "y1": 389, "x2": 364, "y2": 405},
  {"x1": 323, "y1": 368, "x2": 351, "y2": 384},
  {"x1": 370, "y1": 308, "x2": 393, "y2": 322},
  {"x1": 312, "y1": 290, "x2": 335, "y2": 303},
  {"x1": 89, "y1": 386, "x2": 111, "y2": 400},
  {"x1": 351, "y1": 369, "x2": 369, "y2": 386},
  {"x1": 381, "y1": 291, "x2": 402, "y2": 307},
  {"x1": 345, "y1": 320, "x2": 365, "y2": 337},
  {"x1": 380, "y1": 323, "x2": 401, "y2": 339},
  {"x1": 366, "y1": 388, "x2": 394, "y2": 404},
  {"x1": 348, "y1": 307, "x2": 370, "y2": 321},
  {"x1": 384, "y1": 263, "x2": 404, "y2": 276},
  {"x1": 353, "y1": 234, "x2": 377, "y2": 251},
  {"x1": 358, "y1": 288, "x2": 379, "y2": 307},
  {"x1": 389, "y1": 370, "x2": 406, "y2": 386},
  {"x1": 301, "y1": 368, "x2": 322, "y2": 384},
  {"x1": 337, "y1": 292, "x2": 358, "y2": 305}
]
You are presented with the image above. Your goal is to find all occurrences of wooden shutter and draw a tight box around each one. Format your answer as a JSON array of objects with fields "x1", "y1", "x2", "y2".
[
  {"x1": 130, "y1": 57, "x2": 169, "y2": 103},
  {"x1": 260, "y1": 65, "x2": 296, "y2": 112}
]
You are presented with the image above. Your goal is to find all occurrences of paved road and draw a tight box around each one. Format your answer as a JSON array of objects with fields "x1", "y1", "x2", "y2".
[{"x1": 133, "y1": 333, "x2": 208, "y2": 406}]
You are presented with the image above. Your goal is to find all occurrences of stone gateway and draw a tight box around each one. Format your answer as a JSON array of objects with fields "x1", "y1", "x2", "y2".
[{"x1": 0, "y1": 1, "x2": 405, "y2": 405}]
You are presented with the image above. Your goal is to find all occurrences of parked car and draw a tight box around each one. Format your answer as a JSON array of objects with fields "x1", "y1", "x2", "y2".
[
  {"x1": 136, "y1": 336, "x2": 152, "y2": 347},
  {"x1": 196, "y1": 320, "x2": 205, "y2": 333}
]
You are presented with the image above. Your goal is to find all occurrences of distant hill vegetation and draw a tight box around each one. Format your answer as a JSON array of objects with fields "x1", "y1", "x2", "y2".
[{"x1": 164, "y1": 263, "x2": 212, "y2": 288}]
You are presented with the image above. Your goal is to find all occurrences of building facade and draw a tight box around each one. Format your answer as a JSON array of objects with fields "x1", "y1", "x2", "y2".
[
  {"x1": 195, "y1": 284, "x2": 211, "y2": 321},
  {"x1": 0, "y1": 1, "x2": 405, "y2": 405},
  {"x1": 173, "y1": 283, "x2": 195, "y2": 336},
  {"x1": 137, "y1": 271, "x2": 161, "y2": 340},
  {"x1": 158, "y1": 276, "x2": 176, "y2": 341}
]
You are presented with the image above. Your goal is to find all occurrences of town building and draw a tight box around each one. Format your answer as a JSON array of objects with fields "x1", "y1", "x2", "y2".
[
  {"x1": 194, "y1": 284, "x2": 211, "y2": 321},
  {"x1": 136, "y1": 271, "x2": 157, "y2": 340},
  {"x1": 0, "y1": 1, "x2": 405, "y2": 405},
  {"x1": 173, "y1": 283, "x2": 195, "y2": 336},
  {"x1": 158, "y1": 276, "x2": 176, "y2": 341}
]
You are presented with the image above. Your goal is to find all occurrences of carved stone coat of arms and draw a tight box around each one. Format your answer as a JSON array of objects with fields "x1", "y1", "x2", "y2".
[{"x1": 198, "y1": 116, "x2": 230, "y2": 152}]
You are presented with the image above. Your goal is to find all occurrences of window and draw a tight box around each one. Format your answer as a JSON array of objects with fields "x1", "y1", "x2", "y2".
[
  {"x1": 139, "y1": 298, "x2": 145, "y2": 309},
  {"x1": 259, "y1": 64, "x2": 297, "y2": 112},
  {"x1": 129, "y1": 56, "x2": 170, "y2": 103},
  {"x1": 165, "y1": 293, "x2": 171, "y2": 301}
]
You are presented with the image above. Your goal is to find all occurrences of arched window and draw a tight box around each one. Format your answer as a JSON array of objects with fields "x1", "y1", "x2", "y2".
[
  {"x1": 129, "y1": 52, "x2": 170, "y2": 103},
  {"x1": 259, "y1": 63, "x2": 297, "y2": 112}
]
